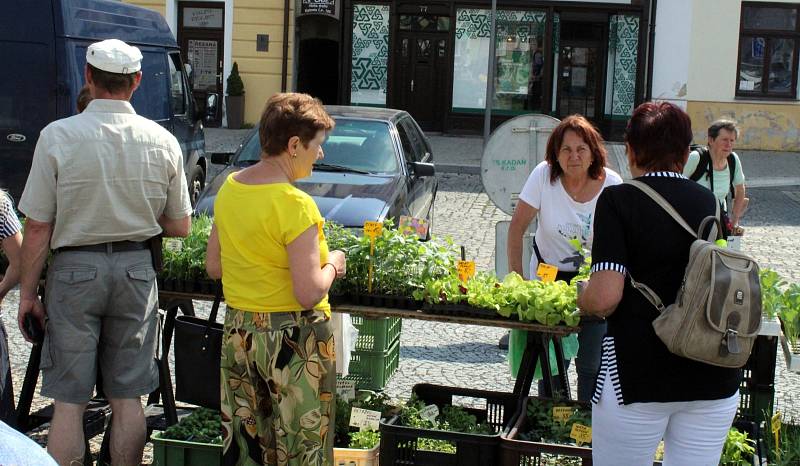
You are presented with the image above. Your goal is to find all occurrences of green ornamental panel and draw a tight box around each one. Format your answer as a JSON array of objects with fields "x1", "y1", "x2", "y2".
[
  {"x1": 609, "y1": 14, "x2": 639, "y2": 117},
  {"x1": 351, "y1": 4, "x2": 390, "y2": 106}
]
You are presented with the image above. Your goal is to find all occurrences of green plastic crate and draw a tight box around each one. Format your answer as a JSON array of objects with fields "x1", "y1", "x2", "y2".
[
  {"x1": 351, "y1": 315, "x2": 402, "y2": 352},
  {"x1": 340, "y1": 337, "x2": 400, "y2": 391},
  {"x1": 151, "y1": 431, "x2": 222, "y2": 466}
]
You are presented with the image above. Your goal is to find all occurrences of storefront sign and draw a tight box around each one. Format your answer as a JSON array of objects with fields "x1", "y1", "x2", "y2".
[
  {"x1": 187, "y1": 40, "x2": 219, "y2": 91},
  {"x1": 299, "y1": 0, "x2": 339, "y2": 18},
  {"x1": 183, "y1": 7, "x2": 223, "y2": 29}
]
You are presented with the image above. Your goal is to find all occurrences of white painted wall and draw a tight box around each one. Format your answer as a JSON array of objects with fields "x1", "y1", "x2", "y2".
[
  {"x1": 651, "y1": 0, "x2": 692, "y2": 108},
  {"x1": 686, "y1": 0, "x2": 742, "y2": 102}
]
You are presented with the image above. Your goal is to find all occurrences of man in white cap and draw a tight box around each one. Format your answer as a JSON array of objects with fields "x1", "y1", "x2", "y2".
[{"x1": 17, "y1": 38, "x2": 192, "y2": 466}]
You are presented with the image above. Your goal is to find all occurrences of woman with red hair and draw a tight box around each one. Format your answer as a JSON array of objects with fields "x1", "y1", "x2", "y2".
[
  {"x1": 578, "y1": 102, "x2": 738, "y2": 465},
  {"x1": 507, "y1": 114, "x2": 622, "y2": 401}
]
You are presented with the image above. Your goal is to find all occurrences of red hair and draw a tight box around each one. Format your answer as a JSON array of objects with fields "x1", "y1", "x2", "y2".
[
  {"x1": 625, "y1": 102, "x2": 693, "y2": 172},
  {"x1": 545, "y1": 115, "x2": 607, "y2": 183}
]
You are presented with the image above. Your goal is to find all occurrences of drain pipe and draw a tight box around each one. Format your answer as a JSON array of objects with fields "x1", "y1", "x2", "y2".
[
  {"x1": 282, "y1": 0, "x2": 290, "y2": 91},
  {"x1": 645, "y1": 0, "x2": 657, "y2": 100}
]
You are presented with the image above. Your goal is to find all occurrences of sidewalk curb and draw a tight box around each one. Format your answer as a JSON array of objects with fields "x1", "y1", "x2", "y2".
[{"x1": 437, "y1": 163, "x2": 481, "y2": 175}]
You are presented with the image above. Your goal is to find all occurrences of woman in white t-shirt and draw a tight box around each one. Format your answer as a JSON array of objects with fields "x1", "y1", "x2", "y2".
[{"x1": 507, "y1": 115, "x2": 622, "y2": 401}]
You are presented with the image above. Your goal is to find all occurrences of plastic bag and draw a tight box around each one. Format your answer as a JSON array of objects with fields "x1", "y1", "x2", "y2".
[
  {"x1": 507, "y1": 330, "x2": 579, "y2": 379},
  {"x1": 332, "y1": 312, "x2": 359, "y2": 377}
]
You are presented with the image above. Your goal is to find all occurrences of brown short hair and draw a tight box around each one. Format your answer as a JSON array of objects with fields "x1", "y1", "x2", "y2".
[
  {"x1": 625, "y1": 101, "x2": 693, "y2": 173},
  {"x1": 259, "y1": 93, "x2": 335, "y2": 157},
  {"x1": 77, "y1": 85, "x2": 92, "y2": 113},
  {"x1": 545, "y1": 115, "x2": 607, "y2": 183},
  {"x1": 87, "y1": 64, "x2": 137, "y2": 94}
]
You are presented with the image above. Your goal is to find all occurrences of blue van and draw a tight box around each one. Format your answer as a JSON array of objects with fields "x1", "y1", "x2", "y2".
[{"x1": 0, "y1": 0, "x2": 210, "y2": 206}]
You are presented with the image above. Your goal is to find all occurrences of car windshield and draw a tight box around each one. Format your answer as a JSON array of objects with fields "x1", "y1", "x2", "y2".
[{"x1": 234, "y1": 118, "x2": 398, "y2": 174}]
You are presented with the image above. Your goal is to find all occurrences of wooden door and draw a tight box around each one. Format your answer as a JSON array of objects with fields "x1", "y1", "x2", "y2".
[{"x1": 178, "y1": 2, "x2": 225, "y2": 125}]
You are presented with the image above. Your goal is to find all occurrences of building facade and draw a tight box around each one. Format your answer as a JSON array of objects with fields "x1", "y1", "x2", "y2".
[
  {"x1": 654, "y1": 0, "x2": 800, "y2": 150},
  {"x1": 126, "y1": 0, "x2": 654, "y2": 138},
  {"x1": 324, "y1": 0, "x2": 654, "y2": 137},
  {"x1": 124, "y1": 0, "x2": 294, "y2": 126},
  {"x1": 122, "y1": 0, "x2": 800, "y2": 149}
]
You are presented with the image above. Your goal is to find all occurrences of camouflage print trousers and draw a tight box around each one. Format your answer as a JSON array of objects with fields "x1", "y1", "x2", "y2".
[{"x1": 221, "y1": 308, "x2": 335, "y2": 466}]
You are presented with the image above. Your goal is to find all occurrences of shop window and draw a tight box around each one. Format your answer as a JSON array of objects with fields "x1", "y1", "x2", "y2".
[
  {"x1": 351, "y1": 4, "x2": 390, "y2": 106},
  {"x1": 452, "y1": 9, "x2": 546, "y2": 114},
  {"x1": 737, "y1": 3, "x2": 800, "y2": 98}
]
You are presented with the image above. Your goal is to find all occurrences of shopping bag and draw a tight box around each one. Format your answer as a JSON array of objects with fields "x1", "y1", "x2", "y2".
[{"x1": 173, "y1": 283, "x2": 223, "y2": 409}]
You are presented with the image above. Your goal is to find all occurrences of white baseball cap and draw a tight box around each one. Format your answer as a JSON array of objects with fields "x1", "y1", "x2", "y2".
[{"x1": 86, "y1": 39, "x2": 143, "y2": 74}]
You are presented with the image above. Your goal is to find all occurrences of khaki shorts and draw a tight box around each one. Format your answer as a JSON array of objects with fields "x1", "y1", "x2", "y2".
[{"x1": 41, "y1": 249, "x2": 159, "y2": 403}]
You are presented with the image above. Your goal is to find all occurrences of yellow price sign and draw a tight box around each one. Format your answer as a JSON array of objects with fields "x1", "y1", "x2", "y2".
[
  {"x1": 552, "y1": 406, "x2": 574, "y2": 425},
  {"x1": 570, "y1": 423, "x2": 592, "y2": 446},
  {"x1": 536, "y1": 263, "x2": 559, "y2": 282},
  {"x1": 457, "y1": 260, "x2": 476, "y2": 283},
  {"x1": 772, "y1": 412, "x2": 782, "y2": 434},
  {"x1": 363, "y1": 221, "x2": 383, "y2": 239}
]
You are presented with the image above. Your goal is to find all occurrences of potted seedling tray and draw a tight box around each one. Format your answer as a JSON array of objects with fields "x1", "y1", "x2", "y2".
[{"x1": 379, "y1": 383, "x2": 519, "y2": 466}]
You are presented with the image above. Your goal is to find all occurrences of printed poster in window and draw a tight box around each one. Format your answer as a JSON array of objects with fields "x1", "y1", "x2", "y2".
[{"x1": 187, "y1": 40, "x2": 218, "y2": 91}]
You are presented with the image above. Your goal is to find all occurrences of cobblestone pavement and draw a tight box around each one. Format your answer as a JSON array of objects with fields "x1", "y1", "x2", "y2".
[{"x1": 4, "y1": 174, "x2": 800, "y2": 463}]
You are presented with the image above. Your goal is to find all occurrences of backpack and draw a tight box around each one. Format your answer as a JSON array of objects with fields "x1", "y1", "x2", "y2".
[
  {"x1": 689, "y1": 147, "x2": 737, "y2": 200},
  {"x1": 626, "y1": 180, "x2": 761, "y2": 368}
]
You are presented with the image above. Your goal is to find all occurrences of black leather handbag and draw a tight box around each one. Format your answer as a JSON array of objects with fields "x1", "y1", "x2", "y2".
[{"x1": 173, "y1": 283, "x2": 223, "y2": 409}]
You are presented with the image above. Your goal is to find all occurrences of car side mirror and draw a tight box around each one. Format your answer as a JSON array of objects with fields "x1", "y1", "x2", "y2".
[
  {"x1": 205, "y1": 93, "x2": 219, "y2": 123},
  {"x1": 210, "y1": 152, "x2": 233, "y2": 165},
  {"x1": 410, "y1": 162, "x2": 435, "y2": 177}
]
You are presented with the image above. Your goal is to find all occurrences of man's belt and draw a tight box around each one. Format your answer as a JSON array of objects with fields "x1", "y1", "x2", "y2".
[{"x1": 56, "y1": 241, "x2": 150, "y2": 254}]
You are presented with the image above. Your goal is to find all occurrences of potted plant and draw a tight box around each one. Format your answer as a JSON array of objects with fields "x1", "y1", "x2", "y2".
[{"x1": 225, "y1": 62, "x2": 245, "y2": 129}]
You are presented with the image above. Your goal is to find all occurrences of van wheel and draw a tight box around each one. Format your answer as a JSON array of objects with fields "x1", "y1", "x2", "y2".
[{"x1": 188, "y1": 165, "x2": 205, "y2": 207}]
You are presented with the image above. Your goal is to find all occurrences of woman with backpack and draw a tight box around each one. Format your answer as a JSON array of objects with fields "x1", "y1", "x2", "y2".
[
  {"x1": 683, "y1": 119, "x2": 747, "y2": 236},
  {"x1": 577, "y1": 102, "x2": 740, "y2": 465}
]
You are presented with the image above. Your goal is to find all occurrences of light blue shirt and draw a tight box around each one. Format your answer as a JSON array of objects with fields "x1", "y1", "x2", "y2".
[
  {"x1": 0, "y1": 421, "x2": 58, "y2": 466},
  {"x1": 683, "y1": 150, "x2": 745, "y2": 209}
]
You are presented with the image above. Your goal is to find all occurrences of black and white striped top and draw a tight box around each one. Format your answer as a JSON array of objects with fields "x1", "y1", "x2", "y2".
[
  {"x1": 589, "y1": 171, "x2": 740, "y2": 405},
  {"x1": 0, "y1": 192, "x2": 22, "y2": 240}
]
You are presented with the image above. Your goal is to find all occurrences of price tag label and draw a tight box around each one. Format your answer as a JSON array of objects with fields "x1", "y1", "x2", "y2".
[
  {"x1": 336, "y1": 379, "x2": 356, "y2": 402},
  {"x1": 164, "y1": 238, "x2": 183, "y2": 252},
  {"x1": 570, "y1": 423, "x2": 592, "y2": 446},
  {"x1": 363, "y1": 221, "x2": 383, "y2": 239},
  {"x1": 420, "y1": 404, "x2": 440, "y2": 423},
  {"x1": 457, "y1": 260, "x2": 476, "y2": 283},
  {"x1": 349, "y1": 408, "x2": 381, "y2": 431},
  {"x1": 399, "y1": 215, "x2": 429, "y2": 239},
  {"x1": 772, "y1": 411, "x2": 782, "y2": 434},
  {"x1": 536, "y1": 263, "x2": 558, "y2": 282},
  {"x1": 552, "y1": 406, "x2": 574, "y2": 425}
]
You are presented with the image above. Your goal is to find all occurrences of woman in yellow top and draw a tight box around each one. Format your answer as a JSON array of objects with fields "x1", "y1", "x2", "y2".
[{"x1": 206, "y1": 93, "x2": 346, "y2": 466}]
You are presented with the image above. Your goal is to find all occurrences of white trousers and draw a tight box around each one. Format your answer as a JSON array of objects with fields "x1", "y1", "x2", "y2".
[{"x1": 592, "y1": 368, "x2": 739, "y2": 466}]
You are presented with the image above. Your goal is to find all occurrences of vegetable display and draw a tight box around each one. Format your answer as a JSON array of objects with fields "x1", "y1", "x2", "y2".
[
  {"x1": 160, "y1": 407, "x2": 222, "y2": 444},
  {"x1": 761, "y1": 268, "x2": 800, "y2": 349},
  {"x1": 161, "y1": 214, "x2": 213, "y2": 281},
  {"x1": 518, "y1": 398, "x2": 591, "y2": 446},
  {"x1": 392, "y1": 396, "x2": 494, "y2": 453},
  {"x1": 334, "y1": 390, "x2": 396, "y2": 449},
  {"x1": 416, "y1": 272, "x2": 580, "y2": 327}
]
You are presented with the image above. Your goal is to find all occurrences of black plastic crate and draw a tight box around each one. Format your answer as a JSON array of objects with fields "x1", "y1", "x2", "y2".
[
  {"x1": 379, "y1": 384, "x2": 520, "y2": 466},
  {"x1": 743, "y1": 335, "x2": 778, "y2": 389},
  {"x1": 738, "y1": 335, "x2": 778, "y2": 427},
  {"x1": 500, "y1": 396, "x2": 593, "y2": 466}
]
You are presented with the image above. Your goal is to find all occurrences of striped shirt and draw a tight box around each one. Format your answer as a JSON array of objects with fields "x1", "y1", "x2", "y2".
[{"x1": 0, "y1": 192, "x2": 22, "y2": 240}]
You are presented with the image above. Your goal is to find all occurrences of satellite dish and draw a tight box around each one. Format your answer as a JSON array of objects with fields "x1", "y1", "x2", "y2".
[{"x1": 480, "y1": 114, "x2": 561, "y2": 215}]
